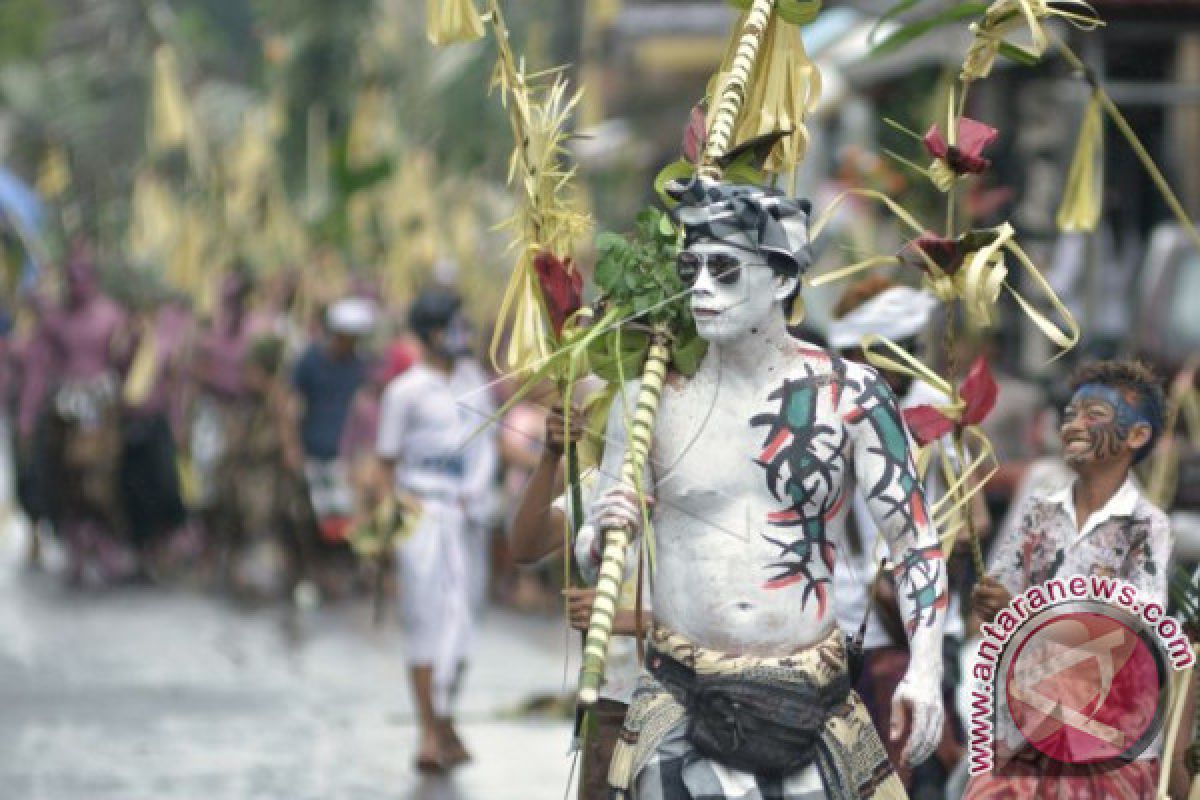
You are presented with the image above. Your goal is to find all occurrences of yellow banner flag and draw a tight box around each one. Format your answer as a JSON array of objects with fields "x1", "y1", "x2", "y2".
[{"x1": 150, "y1": 45, "x2": 190, "y2": 153}]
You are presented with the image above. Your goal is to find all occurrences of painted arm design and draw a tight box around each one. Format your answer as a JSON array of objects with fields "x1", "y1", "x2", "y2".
[
  {"x1": 845, "y1": 367, "x2": 948, "y2": 643},
  {"x1": 847, "y1": 364, "x2": 948, "y2": 765}
]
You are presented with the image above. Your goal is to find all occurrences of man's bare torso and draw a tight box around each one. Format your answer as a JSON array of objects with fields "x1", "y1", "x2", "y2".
[{"x1": 649, "y1": 343, "x2": 875, "y2": 655}]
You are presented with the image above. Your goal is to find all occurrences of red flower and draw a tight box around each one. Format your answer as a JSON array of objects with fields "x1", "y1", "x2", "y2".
[
  {"x1": 532, "y1": 250, "x2": 583, "y2": 338},
  {"x1": 959, "y1": 355, "x2": 999, "y2": 427},
  {"x1": 900, "y1": 233, "x2": 966, "y2": 275},
  {"x1": 903, "y1": 404, "x2": 956, "y2": 446},
  {"x1": 898, "y1": 229, "x2": 999, "y2": 276},
  {"x1": 902, "y1": 356, "x2": 998, "y2": 447},
  {"x1": 923, "y1": 117, "x2": 998, "y2": 176},
  {"x1": 682, "y1": 102, "x2": 708, "y2": 164}
]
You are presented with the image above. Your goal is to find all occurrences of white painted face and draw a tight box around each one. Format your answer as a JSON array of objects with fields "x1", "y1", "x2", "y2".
[{"x1": 686, "y1": 240, "x2": 798, "y2": 344}]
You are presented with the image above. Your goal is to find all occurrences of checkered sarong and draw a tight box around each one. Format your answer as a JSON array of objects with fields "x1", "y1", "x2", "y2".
[{"x1": 609, "y1": 627, "x2": 907, "y2": 800}]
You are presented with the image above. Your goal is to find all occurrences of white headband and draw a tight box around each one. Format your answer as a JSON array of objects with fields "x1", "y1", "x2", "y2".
[{"x1": 327, "y1": 297, "x2": 376, "y2": 336}]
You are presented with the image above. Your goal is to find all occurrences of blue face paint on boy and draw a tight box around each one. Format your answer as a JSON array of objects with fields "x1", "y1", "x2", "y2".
[{"x1": 1061, "y1": 383, "x2": 1155, "y2": 466}]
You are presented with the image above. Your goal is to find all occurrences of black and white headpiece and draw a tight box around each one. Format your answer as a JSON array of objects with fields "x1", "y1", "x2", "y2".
[{"x1": 666, "y1": 176, "x2": 814, "y2": 278}]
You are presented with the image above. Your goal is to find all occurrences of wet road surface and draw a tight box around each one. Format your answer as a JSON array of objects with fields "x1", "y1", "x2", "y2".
[{"x1": 0, "y1": 524, "x2": 580, "y2": 800}]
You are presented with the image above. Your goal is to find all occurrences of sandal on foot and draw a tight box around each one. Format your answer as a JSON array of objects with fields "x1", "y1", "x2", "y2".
[{"x1": 415, "y1": 752, "x2": 446, "y2": 774}]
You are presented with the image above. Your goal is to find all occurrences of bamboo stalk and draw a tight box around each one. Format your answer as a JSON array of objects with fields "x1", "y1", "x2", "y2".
[
  {"x1": 578, "y1": 329, "x2": 671, "y2": 706},
  {"x1": 699, "y1": 0, "x2": 777, "y2": 179},
  {"x1": 578, "y1": 0, "x2": 778, "y2": 707}
]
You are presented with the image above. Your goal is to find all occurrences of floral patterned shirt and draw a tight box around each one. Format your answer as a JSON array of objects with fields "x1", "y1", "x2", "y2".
[
  {"x1": 988, "y1": 476, "x2": 1170, "y2": 607},
  {"x1": 985, "y1": 476, "x2": 1172, "y2": 761}
]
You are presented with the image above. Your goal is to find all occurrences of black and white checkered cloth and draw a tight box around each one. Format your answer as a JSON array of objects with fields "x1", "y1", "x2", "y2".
[
  {"x1": 666, "y1": 177, "x2": 814, "y2": 277},
  {"x1": 634, "y1": 717, "x2": 830, "y2": 800}
]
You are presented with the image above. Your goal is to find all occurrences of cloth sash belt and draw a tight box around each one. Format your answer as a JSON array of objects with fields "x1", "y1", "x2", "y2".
[
  {"x1": 415, "y1": 455, "x2": 465, "y2": 477},
  {"x1": 646, "y1": 643, "x2": 851, "y2": 777},
  {"x1": 53, "y1": 374, "x2": 118, "y2": 428},
  {"x1": 609, "y1": 625, "x2": 907, "y2": 800}
]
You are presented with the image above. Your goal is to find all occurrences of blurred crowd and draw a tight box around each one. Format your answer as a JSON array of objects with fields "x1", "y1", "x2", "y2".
[{"x1": 5, "y1": 239, "x2": 584, "y2": 618}]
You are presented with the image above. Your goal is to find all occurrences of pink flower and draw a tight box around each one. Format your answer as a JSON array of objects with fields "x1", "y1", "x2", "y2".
[
  {"x1": 923, "y1": 117, "x2": 999, "y2": 176},
  {"x1": 532, "y1": 251, "x2": 583, "y2": 338}
]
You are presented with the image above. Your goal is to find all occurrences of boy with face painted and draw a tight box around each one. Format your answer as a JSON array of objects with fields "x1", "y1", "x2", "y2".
[
  {"x1": 968, "y1": 360, "x2": 1169, "y2": 798},
  {"x1": 593, "y1": 178, "x2": 948, "y2": 800}
]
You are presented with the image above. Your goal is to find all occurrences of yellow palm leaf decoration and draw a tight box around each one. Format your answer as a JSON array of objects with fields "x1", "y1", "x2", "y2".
[
  {"x1": 491, "y1": 71, "x2": 591, "y2": 374},
  {"x1": 429, "y1": 0, "x2": 592, "y2": 375},
  {"x1": 169, "y1": 202, "x2": 210, "y2": 302},
  {"x1": 263, "y1": 176, "x2": 309, "y2": 268},
  {"x1": 707, "y1": 8, "x2": 822, "y2": 179},
  {"x1": 124, "y1": 320, "x2": 160, "y2": 407},
  {"x1": 1056, "y1": 91, "x2": 1104, "y2": 233},
  {"x1": 37, "y1": 145, "x2": 70, "y2": 199},
  {"x1": 346, "y1": 86, "x2": 398, "y2": 171},
  {"x1": 150, "y1": 44, "x2": 190, "y2": 154},
  {"x1": 223, "y1": 109, "x2": 274, "y2": 232},
  {"x1": 129, "y1": 170, "x2": 180, "y2": 264},
  {"x1": 427, "y1": 0, "x2": 485, "y2": 46},
  {"x1": 449, "y1": 202, "x2": 481, "y2": 277},
  {"x1": 962, "y1": 0, "x2": 1101, "y2": 83}
]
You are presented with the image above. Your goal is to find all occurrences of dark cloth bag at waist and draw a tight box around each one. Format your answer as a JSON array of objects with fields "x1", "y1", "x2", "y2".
[{"x1": 646, "y1": 645, "x2": 851, "y2": 778}]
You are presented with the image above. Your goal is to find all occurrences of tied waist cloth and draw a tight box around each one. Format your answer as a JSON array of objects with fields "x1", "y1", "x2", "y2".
[{"x1": 609, "y1": 625, "x2": 906, "y2": 800}]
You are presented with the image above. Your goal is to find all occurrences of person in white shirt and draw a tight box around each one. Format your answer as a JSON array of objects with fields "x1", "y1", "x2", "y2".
[
  {"x1": 969, "y1": 359, "x2": 1170, "y2": 799},
  {"x1": 447, "y1": 335, "x2": 500, "y2": 617},
  {"x1": 376, "y1": 288, "x2": 472, "y2": 773}
]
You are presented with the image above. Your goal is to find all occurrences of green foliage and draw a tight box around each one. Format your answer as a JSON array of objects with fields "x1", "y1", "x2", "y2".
[
  {"x1": 593, "y1": 207, "x2": 683, "y2": 325},
  {"x1": 592, "y1": 206, "x2": 706, "y2": 377},
  {"x1": 868, "y1": 0, "x2": 936, "y2": 46},
  {"x1": 0, "y1": 0, "x2": 55, "y2": 65},
  {"x1": 586, "y1": 325, "x2": 649, "y2": 384},
  {"x1": 997, "y1": 40, "x2": 1041, "y2": 67},
  {"x1": 869, "y1": 3, "x2": 988, "y2": 58}
]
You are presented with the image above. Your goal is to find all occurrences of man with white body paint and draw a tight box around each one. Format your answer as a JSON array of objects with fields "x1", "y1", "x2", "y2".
[{"x1": 594, "y1": 179, "x2": 948, "y2": 800}]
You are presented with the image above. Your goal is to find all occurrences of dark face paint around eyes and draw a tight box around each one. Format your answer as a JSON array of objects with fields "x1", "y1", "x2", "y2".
[
  {"x1": 676, "y1": 251, "x2": 747, "y2": 286},
  {"x1": 1061, "y1": 396, "x2": 1129, "y2": 465}
]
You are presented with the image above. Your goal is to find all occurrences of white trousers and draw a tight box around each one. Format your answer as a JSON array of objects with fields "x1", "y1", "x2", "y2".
[
  {"x1": 464, "y1": 521, "x2": 490, "y2": 620},
  {"x1": 396, "y1": 498, "x2": 471, "y2": 716}
]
